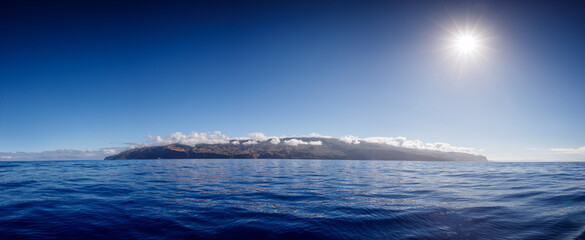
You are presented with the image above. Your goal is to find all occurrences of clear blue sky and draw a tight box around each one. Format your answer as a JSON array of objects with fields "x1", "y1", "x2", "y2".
[{"x1": 1, "y1": 0, "x2": 585, "y2": 160}]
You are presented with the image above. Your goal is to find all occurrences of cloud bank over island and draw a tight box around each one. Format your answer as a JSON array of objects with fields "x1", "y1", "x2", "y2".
[
  {"x1": 339, "y1": 135, "x2": 476, "y2": 154},
  {"x1": 147, "y1": 131, "x2": 329, "y2": 147},
  {"x1": 148, "y1": 131, "x2": 233, "y2": 146},
  {"x1": 147, "y1": 132, "x2": 475, "y2": 153}
]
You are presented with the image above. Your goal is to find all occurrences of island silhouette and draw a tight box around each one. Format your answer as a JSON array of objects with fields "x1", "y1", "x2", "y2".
[{"x1": 106, "y1": 137, "x2": 487, "y2": 161}]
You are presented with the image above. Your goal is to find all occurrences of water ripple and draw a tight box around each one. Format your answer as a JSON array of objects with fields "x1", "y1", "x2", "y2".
[{"x1": 0, "y1": 159, "x2": 584, "y2": 239}]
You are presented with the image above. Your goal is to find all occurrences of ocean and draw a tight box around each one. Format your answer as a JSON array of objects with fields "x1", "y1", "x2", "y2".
[{"x1": 1, "y1": 159, "x2": 584, "y2": 239}]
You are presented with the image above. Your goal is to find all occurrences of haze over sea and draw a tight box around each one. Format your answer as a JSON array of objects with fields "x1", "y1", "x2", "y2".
[{"x1": 1, "y1": 159, "x2": 584, "y2": 239}]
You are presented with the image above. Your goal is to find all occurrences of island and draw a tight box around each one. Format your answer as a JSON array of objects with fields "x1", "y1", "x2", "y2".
[{"x1": 105, "y1": 137, "x2": 488, "y2": 161}]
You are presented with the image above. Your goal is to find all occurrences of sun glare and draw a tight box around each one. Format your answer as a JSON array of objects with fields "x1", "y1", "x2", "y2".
[
  {"x1": 455, "y1": 34, "x2": 478, "y2": 54},
  {"x1": 436, "y1": 16, "x2": 493, "y2": 74}
]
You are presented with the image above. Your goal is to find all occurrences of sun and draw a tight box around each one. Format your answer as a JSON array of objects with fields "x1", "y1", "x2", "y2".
[
  {"x1": 435, "y1": 16, "x2": 493, "y2": 74},
  {"x1": 448, "y1": 29, "x2": 486, "y2": 59},
  {"x1": 455, "y1": 33, "x2": 479, "y2": 54}
]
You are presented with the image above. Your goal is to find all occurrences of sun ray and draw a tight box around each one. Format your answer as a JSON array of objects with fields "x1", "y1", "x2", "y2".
[{"x1": 434, "y1": 13, "x2": 494, "y2": 76}]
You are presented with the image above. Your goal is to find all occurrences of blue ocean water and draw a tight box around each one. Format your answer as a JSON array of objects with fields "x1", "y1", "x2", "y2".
[{"x1": 0, "y1": 159, "x2": 584, "y2": 240}]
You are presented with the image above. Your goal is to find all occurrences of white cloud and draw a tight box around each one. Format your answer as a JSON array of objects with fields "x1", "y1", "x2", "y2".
[
  {"x1": 339, "y1": 135, "x2": 476, "y2": 154},
  {"x1": 248, "y1": 132, "x2": 269, "y2": 141},
  {"x1": 362, "y1": 136, "x2": 407, "y2": 146},
  {"x1": 0, "y1": 155, "x2": 12, "y2": 159},
  {"x1": 550, "y1": 146, "x2": 585, "y2": 155},
  {"x1": 146, "y1": 131, "x2": 293, "y2": 147},
  {"x1": 340, "y1": 135, "x2": 360, "y2": 144},
  {"x1": 269, "y1": 138, "x2": 280, "y2": 144},
  {"x1": 282, "y1": 139, "x2": 322, "y2": 146},
  {"x1": 284, "y1": 139, "x2": 308, "y2": 146},
  {"x1": 148, "y1": 131, "x2": 320, "y2": 147},
  {"x1": 242, "y1": 140, "x2": 258, "y2": 145},
  {"x1": 102, "y1": 148, "x2": 118, "y2": 155},
  {"x1": 307, "y1": 133, "x2": 332, "y2": 138},
  {"x1": 148, "y1": 131, "x2": 231, "y2": 146}
]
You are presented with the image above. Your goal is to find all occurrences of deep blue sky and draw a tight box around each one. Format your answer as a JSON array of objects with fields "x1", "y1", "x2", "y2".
[{"x1": 1, "y1": 0, "x2": 585, "y2": 160}]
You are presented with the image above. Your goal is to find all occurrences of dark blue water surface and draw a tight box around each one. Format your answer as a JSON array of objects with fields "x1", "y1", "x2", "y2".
[{"x1": 1, "y1": 159, "x2": 584, "y2": 239}]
